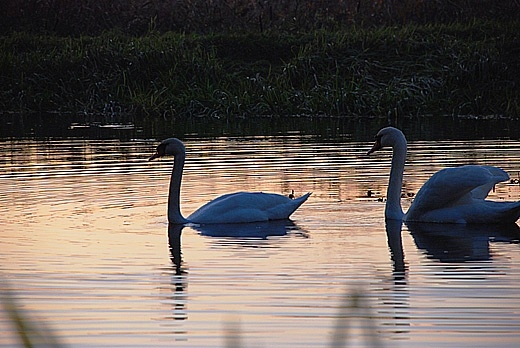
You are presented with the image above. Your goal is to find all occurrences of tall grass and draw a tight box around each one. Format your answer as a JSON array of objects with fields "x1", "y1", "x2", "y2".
[{"x1": 1, "y1": 20, "x2": 519, "y2": 119}]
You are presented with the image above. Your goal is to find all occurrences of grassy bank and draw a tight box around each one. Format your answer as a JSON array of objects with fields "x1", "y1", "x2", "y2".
[{"x1": 1, "y1": 20, "x2": 519, "y2": 119}]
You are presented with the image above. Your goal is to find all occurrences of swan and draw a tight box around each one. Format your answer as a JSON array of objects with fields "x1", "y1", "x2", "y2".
[
  {"x1": 367, "y1": 126, "x2": 520, "y2": 224},
  {"x1": 149, "y1": 138, "x2": 311, "y2": 224}
]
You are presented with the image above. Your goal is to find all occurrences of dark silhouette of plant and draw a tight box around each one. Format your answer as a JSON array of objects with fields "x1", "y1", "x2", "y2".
[{"x1": 1, "y1": 0, "x2": 518, "y2": 36}]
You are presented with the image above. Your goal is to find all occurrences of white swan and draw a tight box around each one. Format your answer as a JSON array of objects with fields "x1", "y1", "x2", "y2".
[
  {"x1": 149, "y1": 138, "x2": 311, "y2": 224},
  {"x1": 367, "y1": 127, "x2": 520, "y2": 224}
]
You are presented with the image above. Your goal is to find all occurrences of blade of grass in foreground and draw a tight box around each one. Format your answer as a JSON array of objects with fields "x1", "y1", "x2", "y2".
[{"x1": 1, "y1": 284, "x2": 64, "y2": 348}]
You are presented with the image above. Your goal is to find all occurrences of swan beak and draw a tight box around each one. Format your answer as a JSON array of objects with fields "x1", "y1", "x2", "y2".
[
  {"x1": 367, "y1": 140, "x2": 382, "y2": 155},
  {"x1": 148, "y1": 152, "x2": 160, "y2": 161}
]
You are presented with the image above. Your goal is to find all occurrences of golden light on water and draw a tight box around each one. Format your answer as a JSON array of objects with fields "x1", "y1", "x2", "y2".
[{"x1": 2, "y1": 136, "x2": 520, "y2": 347}]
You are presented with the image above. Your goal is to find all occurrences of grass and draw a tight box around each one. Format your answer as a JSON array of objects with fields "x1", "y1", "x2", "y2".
[
  {"x1": 0, "y1": 20, "x2": 519, "y2": 120},
  {"x1": 1, "y1": 284, "x2": 65, "y2": 348},
  {"x1": 2, "y1": 0, "x2": 518, "y2": 36}
]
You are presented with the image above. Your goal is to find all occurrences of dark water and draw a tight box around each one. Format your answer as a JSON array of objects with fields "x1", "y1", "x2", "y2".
[
  {"x1": 1, "y1": 117, "x2": 520, "y2": 347},
  {"x1": 1, "y1": 112, "x2": 519, "y2": 141}
]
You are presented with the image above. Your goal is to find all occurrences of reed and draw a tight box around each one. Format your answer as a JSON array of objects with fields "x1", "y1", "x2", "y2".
[
  {"x1": 0, "y1": 20, "x2": 519, "y2": 120},
  {"x1": 1, "y1": 285, "x2": 64, "y2": 348},
  {"x1": 3, "y1": 286, "x2": 380, "y2": 347}
]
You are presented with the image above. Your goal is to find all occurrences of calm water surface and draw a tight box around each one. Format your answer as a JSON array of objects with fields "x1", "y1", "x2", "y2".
[{"x1": 1, "y1": 133, "x2": 520, "y2": 347}]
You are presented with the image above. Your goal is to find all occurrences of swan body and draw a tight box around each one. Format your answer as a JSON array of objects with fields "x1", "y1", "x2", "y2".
[
  {"x1": 368, "y1": 127, "x2": 520, "y2": 224},
  {"x1": 149, "y1": 138, "x2": 311, "y2": 224}
]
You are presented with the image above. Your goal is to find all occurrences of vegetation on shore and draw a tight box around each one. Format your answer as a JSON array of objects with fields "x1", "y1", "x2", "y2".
[
  {"x1": 1, "y1": 19, "x2": 519, "y2": 120},
  {"x1": 2, "y1": 0, "x2": 518, "y2": 36}
]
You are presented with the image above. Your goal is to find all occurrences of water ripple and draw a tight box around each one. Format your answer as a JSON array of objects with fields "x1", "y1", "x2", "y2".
[{"x1": 1, "y1": 136, "x2": 520, "y2": 347}]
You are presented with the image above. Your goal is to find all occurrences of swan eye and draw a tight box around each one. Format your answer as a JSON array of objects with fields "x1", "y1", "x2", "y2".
[{"x1": 156, "y1": 143, "x2": 167, "y2": 156}]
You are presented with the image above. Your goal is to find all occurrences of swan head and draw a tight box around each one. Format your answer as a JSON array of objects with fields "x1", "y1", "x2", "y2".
[
  {"x1": 149, "y1": 138, "x2": 186, "y2": 161},
  {"x1": 367, "y1": 127, "x2": 406, "y2": 155}
]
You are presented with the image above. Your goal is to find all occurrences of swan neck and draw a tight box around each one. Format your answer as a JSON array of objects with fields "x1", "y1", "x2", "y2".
[
  {"x1": 168, "y1": 153, "x2": 187, "y2": 224},
  {"x1": 386, "y1": 140, "x2": 406, "y2": 220}
]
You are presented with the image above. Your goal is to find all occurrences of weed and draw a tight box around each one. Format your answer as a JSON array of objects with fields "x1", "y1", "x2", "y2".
[{"x1": 0, "y1": 21, "x2": 519, "y2": 119}]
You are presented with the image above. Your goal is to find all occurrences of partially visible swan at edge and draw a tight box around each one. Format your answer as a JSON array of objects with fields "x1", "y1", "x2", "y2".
[
  {"x1": 149, "y1": 138, "x2": 311, "y2": 224},
  {"x1": 367, "y1": 126, "x2": 520, "y2": 224}
]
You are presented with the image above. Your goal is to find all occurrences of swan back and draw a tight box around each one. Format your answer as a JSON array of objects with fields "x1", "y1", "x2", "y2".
[
  {"x1": 187, "y1": 192, "x2": 311, "y2": 224},
  {"x1": 408, "y1": 166, "x2": 505, "y2": 211},
  {"x1": 405, "y1": 165, "x2": 520, "y2": 224}
]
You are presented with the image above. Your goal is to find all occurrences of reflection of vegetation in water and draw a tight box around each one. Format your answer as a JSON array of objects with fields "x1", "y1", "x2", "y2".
[
  {"x1": 2, "y1": 111, "x2": 520, "y2": 141},
  {"x1": 1, "y1": 20, "x2": 518, "y2": 118},
  {"x1": 3, "y1": 287, "x2": 381, "y2": 347}
]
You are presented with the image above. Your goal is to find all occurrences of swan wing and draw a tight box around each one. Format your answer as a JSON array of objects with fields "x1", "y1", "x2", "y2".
[
  {"x1": 405, "y1": 165, "x2": 518, "y2": 223},
  {"x1": 468, "y1": 165, "x2": 509, "y2": 199},
  {"x1": 408, "y1": 165, "x2": 509, "y2": 213},
  {"x1": 187, "y1": 192, "x2": 311, "y2": 224}
]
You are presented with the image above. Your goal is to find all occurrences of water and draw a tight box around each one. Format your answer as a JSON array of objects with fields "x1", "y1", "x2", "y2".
[{"x1": 1, "y1": 129, "x2": 520, "y2": 347}]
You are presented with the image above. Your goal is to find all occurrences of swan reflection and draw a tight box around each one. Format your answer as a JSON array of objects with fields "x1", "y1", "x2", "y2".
[
  {"x1": 405, "y1": 222, "x2": 520, "y2": 262},
  {"x1": 167, "y1": 224, "x2": 187, "y2": 321},
  {"x1": 190, "y1": 219, "x2": 304, "y2": 239},
  {"x1": 381, "y1": 219, "x2": 410, "y2": 339},
  {"x1": 385, "y1": 219, "x2": 407, "y2": 278},
  {"x1": 168, "y1": 224, "x2": 185, "y2": 275}
]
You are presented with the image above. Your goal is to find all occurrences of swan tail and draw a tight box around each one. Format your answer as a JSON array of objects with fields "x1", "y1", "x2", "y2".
[
  {"x1": 498, "y1": 201, "x2": 520, "y2": 224},
  {"x1": 267, "y1": 192, "x2": 312, "y2": 220},
  {"x1": 295, "y1": 192, "x2": 312, "y2": 203},
  {"x1": 293, "y1": 192, "x2": 312, "y2": 207}
]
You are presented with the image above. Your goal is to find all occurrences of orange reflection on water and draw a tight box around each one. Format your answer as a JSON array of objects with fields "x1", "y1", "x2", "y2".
[{"x1": 1, "y1": 136, "x2": 520, "y2": 347}]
